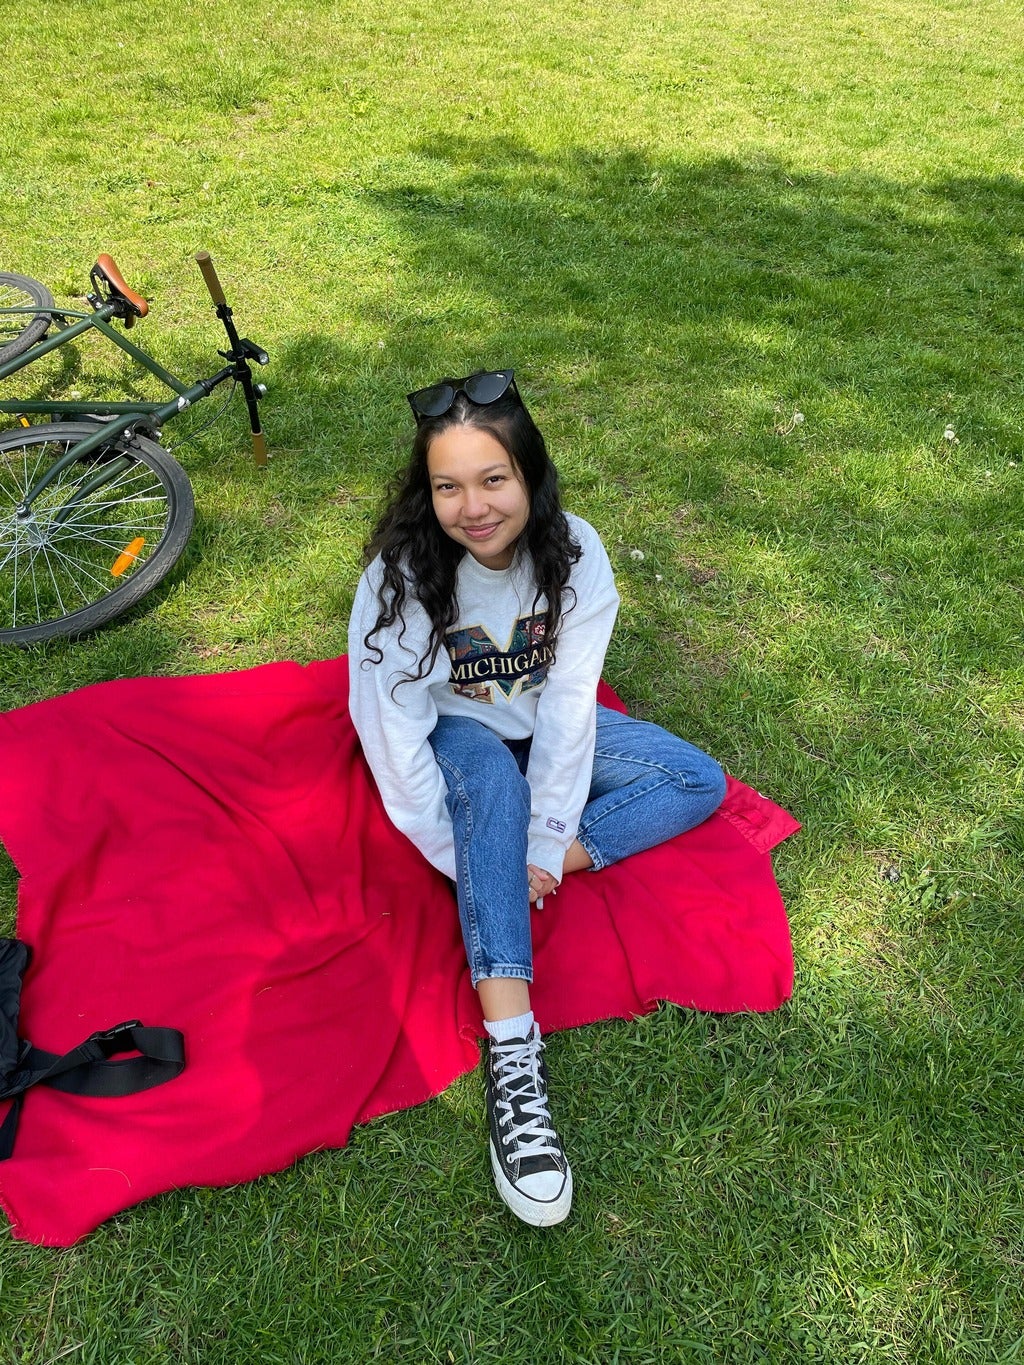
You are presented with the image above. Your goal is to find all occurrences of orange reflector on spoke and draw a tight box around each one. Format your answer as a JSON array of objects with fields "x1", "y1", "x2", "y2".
[{"x1": 111, "y1": 537, "x2": 145, "y2": 577}]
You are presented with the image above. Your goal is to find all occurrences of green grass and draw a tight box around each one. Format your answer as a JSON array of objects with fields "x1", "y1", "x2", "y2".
[{"x1": 1, "y1": 0, "x2": 1023, "y2": 1360}]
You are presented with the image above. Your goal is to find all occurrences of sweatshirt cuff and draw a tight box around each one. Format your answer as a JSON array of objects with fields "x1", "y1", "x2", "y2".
[{"x1": 526, "y1": 834, "x2": 566, "y2": 882}]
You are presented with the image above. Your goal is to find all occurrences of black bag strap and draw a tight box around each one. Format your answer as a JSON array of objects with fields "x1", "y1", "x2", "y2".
[{"x1": 0, "y1": 1019, "x2": 185, "y2": 1161}]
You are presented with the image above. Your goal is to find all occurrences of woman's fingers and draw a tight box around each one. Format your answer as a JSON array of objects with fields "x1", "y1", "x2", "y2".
[{"x1": 527, "y1": 864, "x2": 558, "y2": 904}]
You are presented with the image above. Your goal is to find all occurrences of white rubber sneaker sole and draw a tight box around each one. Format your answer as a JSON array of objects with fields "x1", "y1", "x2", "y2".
[{"x1": 489, "y1": 1145, "x2": 573, "y2": 1227}]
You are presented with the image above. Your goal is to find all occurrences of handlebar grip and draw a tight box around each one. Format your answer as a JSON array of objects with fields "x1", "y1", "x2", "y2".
[{"x1": 195, "y1": 250, "x2": 227, "y2": 307}]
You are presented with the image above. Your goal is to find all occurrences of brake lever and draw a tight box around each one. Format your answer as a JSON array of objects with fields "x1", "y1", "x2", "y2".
[{"x1": 218, "y1": 338, "x2": 269, "y2": 366}]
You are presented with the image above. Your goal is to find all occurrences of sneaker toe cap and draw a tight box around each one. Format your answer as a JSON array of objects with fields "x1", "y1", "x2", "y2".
[{"x1": 517, "y1": 1168, "x2": 569, "y2": 1203}]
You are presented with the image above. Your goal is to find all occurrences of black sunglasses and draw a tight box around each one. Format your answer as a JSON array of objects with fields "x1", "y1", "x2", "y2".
[{"x1": 407, "y1": 370, "x2": 518, "y2": 421}]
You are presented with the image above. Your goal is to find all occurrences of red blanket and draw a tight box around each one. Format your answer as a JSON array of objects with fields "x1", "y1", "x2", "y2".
[{"x1": 0, "y1": 658, "x2": 797, "y2": 1246}]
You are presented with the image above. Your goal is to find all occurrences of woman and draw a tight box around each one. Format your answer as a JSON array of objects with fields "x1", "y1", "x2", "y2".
[{"x1": 348, "y1": 371, "x2": 726, "y2": 1226}]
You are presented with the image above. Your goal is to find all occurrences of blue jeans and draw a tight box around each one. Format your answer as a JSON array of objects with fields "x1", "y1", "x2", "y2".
[{"x1": 428, "y1": 704, "x2": 727, "y2": 987}]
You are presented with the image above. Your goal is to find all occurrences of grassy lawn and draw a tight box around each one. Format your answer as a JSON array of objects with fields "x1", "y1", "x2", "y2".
[{"x1": 1, "y1": 0, "x2": 1023, "y2": 1360}]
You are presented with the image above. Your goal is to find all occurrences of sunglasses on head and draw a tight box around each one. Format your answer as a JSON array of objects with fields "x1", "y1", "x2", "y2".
[{"x1": 407, "y1": 370, "x2": 518, "y2": 421}]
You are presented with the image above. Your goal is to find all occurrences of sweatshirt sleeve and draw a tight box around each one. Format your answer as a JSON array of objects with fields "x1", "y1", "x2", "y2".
[
  {"x1": 524, "y1": 519, "x2": 619, "y2": 878},
  {"x1": 347, "y1": 562, "x2": 457, "y2": 880}
]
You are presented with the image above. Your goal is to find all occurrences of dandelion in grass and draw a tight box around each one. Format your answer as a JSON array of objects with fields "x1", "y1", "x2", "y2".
[{"x1": 775, "y1": 411, "x2": 804, "y2": 436}]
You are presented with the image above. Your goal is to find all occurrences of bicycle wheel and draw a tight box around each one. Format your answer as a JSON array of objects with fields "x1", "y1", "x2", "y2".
[
  {"x1": 0, "y1": 421, "x2": 195, "y2": 644},
  {"x1": 0, "y1": 272, "x2": 55, "y2": 362}
]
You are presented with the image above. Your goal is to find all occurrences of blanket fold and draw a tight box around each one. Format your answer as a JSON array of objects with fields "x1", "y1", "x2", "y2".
[{"x1": 0, "y1": 658, "x2": 797, "y2": 1246}]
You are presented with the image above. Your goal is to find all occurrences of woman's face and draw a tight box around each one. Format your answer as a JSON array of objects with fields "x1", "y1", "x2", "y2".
[{"x1": 426, "y1": 423, "x2": 530, "y2": 570}]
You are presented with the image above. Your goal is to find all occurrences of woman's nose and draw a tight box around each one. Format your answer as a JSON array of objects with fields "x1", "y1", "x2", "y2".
[{"x1": 463, "y1": 487, "x2": 488, "y2": 519}]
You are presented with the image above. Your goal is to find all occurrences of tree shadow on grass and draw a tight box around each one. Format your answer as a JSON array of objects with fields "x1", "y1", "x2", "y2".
[
  {"x1": 347, "y1": 136, "x2": 1023, "y2": 814},
  {"x1": 354, "y1": 139, "x2": 1023, "y2": 632},
  {"x1": 365, "y1": 136, "x2": 1024, "y2": 421}
]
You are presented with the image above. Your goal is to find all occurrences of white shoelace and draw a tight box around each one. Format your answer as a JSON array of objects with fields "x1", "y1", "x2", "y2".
[{"x1": 491, "y1": 1036, "x2": 562, "y2": 1159}]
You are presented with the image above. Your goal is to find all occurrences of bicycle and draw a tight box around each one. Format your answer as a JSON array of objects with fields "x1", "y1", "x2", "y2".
[{"x1": 0, "y1": 252, "x2": 268, "y2": 645}]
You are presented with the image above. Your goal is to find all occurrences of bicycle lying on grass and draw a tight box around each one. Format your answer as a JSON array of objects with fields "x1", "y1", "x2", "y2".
[{"x1": 0, "y1": 253, "x2": 268, "y2": 645}]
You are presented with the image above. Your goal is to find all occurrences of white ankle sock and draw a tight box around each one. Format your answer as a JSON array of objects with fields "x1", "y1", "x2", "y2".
[{"x1": 485, "y1": 1010, "x2": 535, "y2": 1043}]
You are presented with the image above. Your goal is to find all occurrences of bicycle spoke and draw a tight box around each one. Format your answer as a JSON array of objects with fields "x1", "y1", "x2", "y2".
[
  {"x1": 8, "y1": 528, "x2": 120, "y2": 620},
  {"x1": 7, "y1": 521, "x2": 153, "y2": 602},
  {"x1": 33, "y1": 531, "x2": 119, "y2": 584},
  {"x1": 53, "y1": 499, "x2": 169, "y2": 524},
  {"x1": 1, "y1": 424, "x2": 192, "y2": 640},
  {"x1": 31, "y1": 540, "x2": 70, "y2": 621},
  {"x1": 49, "y1": 525, "x2": 161, "y2": 553},
  {"x1": 11, "y1": 539, "x2": 20, "y2": 627},
  {"x1": 0, "y1": 441, "x2": 48, "y2": 502}
]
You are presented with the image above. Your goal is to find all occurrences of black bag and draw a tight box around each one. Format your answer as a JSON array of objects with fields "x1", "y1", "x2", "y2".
[{"x1": 0, "y1": 937, "x2": 185, "y2": 1160}]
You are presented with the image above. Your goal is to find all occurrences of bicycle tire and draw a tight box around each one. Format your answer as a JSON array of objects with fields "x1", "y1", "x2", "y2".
[
  {"x1": 0, "y1": 272, "x2": 56, "y2": 362},
  {"x1": 0, "y1": 421, "x2": 195, "y2": 644}
]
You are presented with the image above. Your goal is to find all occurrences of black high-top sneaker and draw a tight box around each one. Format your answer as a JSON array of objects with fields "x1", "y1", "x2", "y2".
[{"x1": 485, "y1": 1024, "x2": 572, "y2": 1226}]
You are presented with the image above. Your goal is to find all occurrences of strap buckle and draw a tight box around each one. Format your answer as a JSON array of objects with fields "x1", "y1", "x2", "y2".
[{"x1": 89, "y1": 1020, "x2": 142, "y2": 1058}]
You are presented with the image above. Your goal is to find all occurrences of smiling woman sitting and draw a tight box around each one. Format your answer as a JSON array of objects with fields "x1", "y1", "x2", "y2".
[{"x1": 347, "y1": 370, "x2": 727, "y2": 1227}]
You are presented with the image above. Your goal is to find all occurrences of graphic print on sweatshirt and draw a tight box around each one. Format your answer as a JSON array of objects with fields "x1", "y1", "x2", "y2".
[{"x1": 445, "y1": 611, "x2": 552, "y2": 704}]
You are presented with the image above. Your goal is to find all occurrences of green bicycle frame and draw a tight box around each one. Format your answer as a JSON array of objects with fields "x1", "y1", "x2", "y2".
[
  {"x1": 0, "y1": 302, "x2": 190, "y2": 396},
  {"x1": 25, "y1": 368, "x2": 232, "y2": 521},
  {"x1": 0, "y1": 301, "x2": 229, "y2": 514}
]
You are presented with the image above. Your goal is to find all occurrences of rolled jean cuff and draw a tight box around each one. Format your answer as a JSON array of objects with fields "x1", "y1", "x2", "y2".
[
  {"x1": 576, "y1": 829, "x2": 607, "y2": 872},
  {"x1": 473, "y1": 964, "x2": 534, "y2": 989}
]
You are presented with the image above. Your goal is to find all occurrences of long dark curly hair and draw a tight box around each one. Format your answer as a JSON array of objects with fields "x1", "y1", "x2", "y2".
[{"x1": 362, "y1": 380, "x2": 582, "y2": 683}]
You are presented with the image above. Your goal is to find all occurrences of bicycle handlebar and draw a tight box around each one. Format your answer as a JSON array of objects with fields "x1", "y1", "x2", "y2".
[
  {"x1": 195, "y1": 251, "x2": 227, "y2": 307},
  {"x1": 194, "y1": 250, "x2": 268, "y2": 467}
]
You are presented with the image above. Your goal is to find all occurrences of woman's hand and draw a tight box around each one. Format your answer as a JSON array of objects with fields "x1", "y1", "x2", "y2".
[{"x1": 527, "y1": 864, "x2": 558, "y2": 906}]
